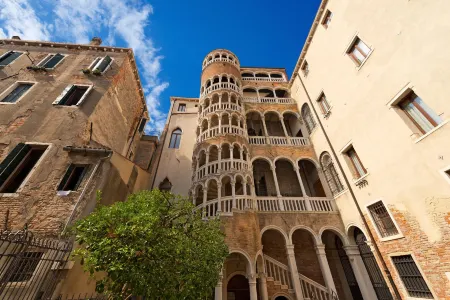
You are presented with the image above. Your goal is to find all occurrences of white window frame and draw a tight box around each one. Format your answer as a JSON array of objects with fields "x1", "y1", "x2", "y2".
[
  {"x1": 316, "y1": 91, "x2": 332, "y2": 117},
  {"x1": 36, "y1": 53, "x2": 67, "y2": 70},
  {"x1": 88, "y1": 56, "x2": 114, "y2": 74},
  {"x1": 0, "y1": 143, "x2": 52, "y2": 197},
  {"x1": 344, "y1": 33, "x2": 374, "y2": 70},
  {"x1": 439, "y1": 165, "x2": 450, "y2": 185},
  {"x1": 388, "y1": 252, "x2": 436, "y2": 300},
  {"x1": 53, "y1": 84, "x2": 94, "y2": 106},
  {"x1": 0, "y1": 81, "x2": 37, "y2": 105},
  {"x1": 0, "y1": 51, "x2": 24, "y2": 67},
  {"x1": 387, "y1": 83, "x2": 448, "y2": 143},
  {"x1": 365, "y1": 199, "x2": 403, "y2": 242},
  {"x1": 340, "y1": 141, "x2": 369, "y2": 183}
]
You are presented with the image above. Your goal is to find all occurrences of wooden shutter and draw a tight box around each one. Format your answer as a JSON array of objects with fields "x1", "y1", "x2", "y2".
[
  {"x1": 0, "y1": 143, "x2": 31, "y2": 187},
  {"x1": 96, "y1": 56, "x2": 112, "y2": 73},
  {"x1": 75, "y1": 85, "x2": 93, "y2": 106},
  {"x1": 57, "y1": 164, "x2": 75, "y2": 191},
  {"x1": 45, "y1": 53, "x2": 64, "y2": 69},
  {"x1": 53, "y1": 85, "x2": 74, "y2": 105}
]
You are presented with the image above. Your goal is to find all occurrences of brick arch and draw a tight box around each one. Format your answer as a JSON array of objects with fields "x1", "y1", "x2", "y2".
[{"x1": 260, "y1": 225, "x2": 289, "y2": 246}]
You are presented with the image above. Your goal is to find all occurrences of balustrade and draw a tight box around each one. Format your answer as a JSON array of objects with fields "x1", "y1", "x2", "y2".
[
  {"x1": 248, "y1": 136, "x2": 310, "y2": 146},
  {"x1": 242, "y1": 77, "x2": 285, "y2": 82},
  {"x1": 203, "y1": 57, "x2": 238, "y2": 70},
  {"x1": 242, "y1": 97, "x2": 295, "y2": 104},
  {"x1": 201, "y1": 82, "x2": 240, "y2": 97},
  {"x1": 256, "y1": 197, "x2": 336, "y2": 213},
  {"x1": 197, "y1": 125, "x2": 246, "y2": 143},
  {"x1": 264, "y1": 255, "x2": 292, "y2": 288},
  {"x1": 196, "y1": 159, "x2": 249, "y2": 181},
  {"x1": 200, "y1": 102, "x2": 243, "y2": 117}
]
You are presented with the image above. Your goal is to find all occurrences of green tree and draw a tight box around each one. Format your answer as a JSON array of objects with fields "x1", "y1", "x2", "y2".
[{"x1": 70, "y1": 189, "x2": 228, "y2": 300}]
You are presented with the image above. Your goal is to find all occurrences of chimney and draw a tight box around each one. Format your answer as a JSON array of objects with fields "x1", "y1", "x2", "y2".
[
  {"x1": 11, "y1": 36, "x2": 21, "y2": 40},
  {"x1": 89, "y1": 37, "x2": 102, "y2": 46}
]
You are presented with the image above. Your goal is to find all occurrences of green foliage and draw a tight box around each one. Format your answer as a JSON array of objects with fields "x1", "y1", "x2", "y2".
[{"x1": 70, "y1": 189, "x2": 228, "y2": 300}]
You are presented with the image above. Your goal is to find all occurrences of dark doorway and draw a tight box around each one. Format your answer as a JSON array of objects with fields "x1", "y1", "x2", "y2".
[
  {"x1": 274, "y1": 297, "x2": 289, "y2": 300},
  {"x1": 355, "y1": 228, "x2": 393, "y2": 300},
  {"x1": 335, "y1": 237, "x2": 364, "y2": 300},
  {"x1": 227, "y1": 275, "x2": 250, "y2": 300}
]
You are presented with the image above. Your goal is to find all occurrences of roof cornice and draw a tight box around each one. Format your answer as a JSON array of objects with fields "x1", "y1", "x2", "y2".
[{"x1": 288, "y1": 0, "x2": 328, "y2": 88}]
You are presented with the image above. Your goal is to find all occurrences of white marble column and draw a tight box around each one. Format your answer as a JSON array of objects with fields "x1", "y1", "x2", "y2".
[
  {"x1": 217, "y1": 183, "x2": 222, "y2": 213},
  {"x1": 315, "y1": 244, "x2": 337, "y2": 296},
  {"x1": 202, "y1": 188, "x2": 208, "y2": 218},
  {"x1": 215, "y1": 271, "x2": 223, "y2": 300},
  {"x1": 218, "y1": 147, "x2": 222, "y2": 171},
  {"x1": 231, "y1": 179, "x2": 236, "y2": 209},
  {"x1": 248, "y1": 274, "x2": 258, "y2": 300},
  {"x1": 262, "y1": 116, "x2": 269, "y2": 144},
  {"x1": 258, "y1": 273, "x2": 269, "y2": 300},
  {"x1": 286, "y1": 244, "x2": 305, "y2": 300},
  {"x1": 294, "y1": 166, "x2": 311, "y2": 211},
  {"x1": 271, "y1": 165, "x2": 284, "y2": 210},
  {"x1": 345, "y1": 245, "x2": 378, "y2": 300}
]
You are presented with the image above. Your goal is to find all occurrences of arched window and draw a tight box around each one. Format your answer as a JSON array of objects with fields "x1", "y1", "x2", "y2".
[
  {"x1": 301, "y1": 104, "x2": 316, "y2": 134},
  {"x1": 321, "y1": 152, "x2": 344, "y2": 195},
  {"x1": 159, "y1": 177, "x2": 172, "y2": 192},
  {"x1": 169, "y1": 128, "x2": 182, "y2": 149}
]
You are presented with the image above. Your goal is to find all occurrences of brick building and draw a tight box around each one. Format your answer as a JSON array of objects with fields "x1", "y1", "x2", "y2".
[
  {"x1": 0, "y1": 36, "x2": 156, "y2": 298},
  {"x1": 151, "y1": 0, "x2": 450, "y2": 299}
]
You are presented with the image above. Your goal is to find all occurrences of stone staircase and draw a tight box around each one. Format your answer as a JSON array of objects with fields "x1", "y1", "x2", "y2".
[{"x1": 263, "y1": 254, "x2": 334, "y2": 300}]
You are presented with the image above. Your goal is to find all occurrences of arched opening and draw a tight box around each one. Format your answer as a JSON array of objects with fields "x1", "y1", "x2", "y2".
[
  {"x1": 264, "y1": 112, "x2": 284, "y2": 136},
  {"x1": 158, "y1": 177, "x2": 172, "y2": 192},
  {"x1": 221, "y1": 75, "x2": 228, "y2": 83},
  {"x1": 283, "y1": 112, "x2": 303, "y2": 137},
  {"x1": 222, "y1": 143, "x2": 231, "y2": 160},
  {"x1": 235, "y1": 175, "x2": 244, "y2": 196},
  {"x1": 255, "y1": 73, "x2": 269, "y2": 79},
  {"x1": 227, "y1": 275, "x2": 250, "y2": 300},
  {"x1": 204, "y1": 98, "x2": 210, "y2": 109},
  {"x1": 201, "y1": 119, "x2": 208, "y2": 132},
  {"x1": 168, "y1": 128, "x2": 182, "y2": 149},
  {"x1": 242, "y1": 73, "x2": 254, "y2": 78},
  {"x1": 292, "y1": 229, "x2": 324, "y2": 285},
  {"x1": 245, "y1": 176, "x2": 252, "y2": 196},
  {"x1": 274, "y1": 297, "x2": 289, "y2": 300},
  {"x1": 198, "y1": 150, "x2": 206, "y2": 167},
  {"x1": 208, "y1": 56, "x2": 213, "y2": 62},
  {"x1": 211, "y1": 115, "x2": 219, "y2": 128},
  {"x1": 246, "y1": 112, "x2": 264, "y2": 136},
  {"x1": 275, "y1": 89, "x2": 289, "y2": 98},
  {"x1": 194, "y1": 185, "x2": 203, "y2": 206},
  {"x1": 230, "y1": 94, "x2": 237, "y2": 105},
  {"x1": 214, "y1": 53, "x2": 220, "y2": 59},
  {"x1": 233, "y1": 144, "x2": 241, "y2": 159},
  {"x1": 242, "y1": 146, "x2": 248, "y2": 161},
  {"x1": 206, "y1": 80, "x2": 211, "y2": 88},
  {"x1": 271, "y1": 73, "x2": 283, "y2": 79},
  {"x1": 231, "y1": 115, "x2": 239, "y2": 127},
  {"x1": 229, "y1": 77, "x2": 235, "y2": 84},
  {"x1": 222, "y1": 113, "x2": 230, "y2": 126},
  {"x1": 207, "y1": 180, "x2": 218, "y2": 201},
  {"x1": 243, "y1": 87, "x2": 258, "y2": 99},
  {"x1": 322, "y1": 230, "x2": 364, "y2": 300},
  {"x1": 253, "y1": 159, "x2": 276, "y2": 196},
  {"x1": 213, "y1": 77, "x2": 220, "y2": 84},
  {"x1": 209, "y1": 145, "x2": 219, "y2": 162},
  {"x1": 261, "y1": 229, "x2": 290, "y2": 288},
  {"x1": 275, "y1": 159, "x2": 302, "y2": 197},
  {"x1": 301, "y1": 103, "x2": 316, "y2": 134},
  {"x1": 221, "y1": 176, "x2": 232, "y2": 197},
  {"x1": 321, "y1": 152, "x2": 344, "y2": 196},
  {"x1": 196, "y1": 126, "x2": 200, "y2": 137},
  {"x1": 258, "y1": 88, "x2": 275, "y2": 98},
  {"x1": 211, "y1": 93, "x2": 220, "y2": 105},
  {"x1": 298, "y1": 160, "x2": 326, "y2": 197},
  {"x1": 349, "y1": 227, "x2": 393, "y2": 300}
]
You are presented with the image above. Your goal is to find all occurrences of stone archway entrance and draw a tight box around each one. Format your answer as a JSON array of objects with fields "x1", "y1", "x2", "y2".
[{"x1": 227, "y1": 274, "x2": 250, "y2": 300}]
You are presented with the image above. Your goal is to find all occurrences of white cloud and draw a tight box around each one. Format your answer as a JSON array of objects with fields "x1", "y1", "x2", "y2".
[
  {"x1": 0, "y1": 0, "x2": 169, "y2": 135},
  {"x1": 0, "y1": 0, "x2": 51, "y2": 41}
]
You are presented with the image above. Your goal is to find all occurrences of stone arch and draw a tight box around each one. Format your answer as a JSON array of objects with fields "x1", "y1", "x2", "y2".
[
  {"x1": 228, "y1": 248, "x2": 255, "y2": 274},
  {"x1": 346, "y1": 223, "x2": 371, "y2": 245},
  {"x1": 298, "y1": 158, "x2": 327, "y2": 197},
  {"x1": 272, "y1": 292, "x2": 293, "y2": 300},
  {"x1": 193, "y1": 184, "x2": 204, "y2": 206},
  {"x1": 221, "y1": 174, "x2": 233, "y2": 197},
  {"x1": 209, "y1": 144, "x2": 219, "y2": 162},
  {"x1": 273, "y1": 156, "x2": 296, "y2": 168},
  {"x1": 260, "y1": 225, "x2": 289, "y2": 245},
  {"x1": 288, "y1": 225, "x2": 319, "y2": 245},
  {"x1": 258, "y1": 86, "x2": 275, "y2": 98},
  {"x1": 198, "y1": 150, "x2": 207, "y2": 167},
  {"x1": 250, "y1": 156, "x2": 273, "y2": 167},
  {"x1": 201, "y1": 118, "x2": 208, "y2": 131},
  {"x1": 274, "y1": 87, "x2": 290, "y2": 98},
  {"x1": 221, "y1": 142, "x2": 231, "y2": 159},
  {"x1": 319, "y1": 226, "x2": 350, "y2": 246},
  {"x1": 158, "y1": 177, "x2": 172, "y2": 192}
]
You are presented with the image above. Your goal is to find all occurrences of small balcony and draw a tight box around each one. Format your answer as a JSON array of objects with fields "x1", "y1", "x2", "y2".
[{"x1": 241, "y1": 72, "x2": 286, "y2": 82}]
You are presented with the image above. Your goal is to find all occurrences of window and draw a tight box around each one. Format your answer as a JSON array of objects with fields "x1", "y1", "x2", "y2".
[
  {"x1": 317, "y1": 93, "x2": 331, "y2": 115},
  {"x1": 178, "y1": 103, "x2": 186, "y2": 112},
  {"x1": 4, "y1": 252, "x2": 44, "y2": 282},
  {"x1": 37, "y1": 53, "x2": 65, "y2": 69},
  {"x1": 322, "y1": 10, "x2": 333, "y2": 28},
  {"x1": 391, "y1": 255, "x2": 433, "y2": 298},
  {"x1": 159, "y1": 177, "x2": 172, "y2": 192},
  {"x1": 398, "y1": 92, "x2": 442, "y2": 135},
  {"x1": 347, "y1": 37, "x2": 371, "y2": 66},
  {"x1": 321, "y1": 153, "x2": 344, "y2": 195},
  {"x1": 88, "y1": 55, "x2": 113, "y2": 74},
  {"x1": 0, "y1": 143, "x2": 48, "y2": 193},
  {"x1": 138, "y1": 118, "x2": 147, "y2": 133},
  {"x1": 301, "y1": 104, "x2": 316, "y2": 134},
  {"x1": 345, "y1": 146, "x2": 366, "y2": 179},
  {"x1": 53, "y1": 85, "x2": 93, "y2": 106},
  {"x1": 169, "y1": 128, "x2": 182, "y2": 149},
  {"x1": 301, "y1": 61, "x2": 309, "y2": 76},
  {"x1": 0, "y1": 51, "x2": 22, "y2": 67},
  {"x1": 58, "y1": 164, "x2": 89, "y2": 191},
  {"x1": 0, "y1": 82, "x2": 34, "y2": 104},
  {"x1": 368, "y1": 201, "x2": 399, "y2": 238}
]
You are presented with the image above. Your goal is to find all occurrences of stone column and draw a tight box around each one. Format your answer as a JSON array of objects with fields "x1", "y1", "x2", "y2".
[
  {"x1": 294, "y1": 166, "x2": 311, "y2": 211},
  {"x1": 219, "y1": 114, "x2": 222, "y2": 134},
  {"x1": 218, "y1": 147, "x2": 222, "y2": 171},
  {"x1": 280, "y1": 116, "x2": 289, "y2": 137},
  {"x1": 271, "y1": 166, "x2": 284, "y2": 210},
  {"x1": 248, "y1": 274, "x2": 258, "y2": 300},
  {"x1": 315, "y1": 244, "x2": 337, "y2": 296},
  {"x1": 231, "y1": 179, "x2": 236, "y2": 209},
  {"x1": 196, "y1": 158, "x2": 200, "y2": 181},
  {"x1": 345, "y1": 245, "x2": 378, "y2": 300},
  {"x1": 217, "y1": 183, "x2": 222, "y2": 213},
  {"x1": 286, "y1": 245, "x2": 305, "y2": 300},
  {"x1": 258, "y1": 273, "x2": 269, "y2": 300},
  {"x1": 218, "y1": 93, "x2": 222, "y2": 108},
  {"x1": 251, "y1": 183, "x2": 257, "y2": 210},
  {"x1": 262, "y1": 116, "x2": 269, "y2": 144},
  {"x1": 229, "y1": 147, "x2": 234, "y2": 169},
  {"x1": 202, "y1": 188, "x2": 208, "y2": 218},
  {"x1": 215, "y1": 271, "x2": 223, "y2": 300},
  {"x1": 208, "y1": 119, "x2": 212, "y2": 138},
  {"x1": 243, "y1": 181, "x2": 248, "y2": 209}
]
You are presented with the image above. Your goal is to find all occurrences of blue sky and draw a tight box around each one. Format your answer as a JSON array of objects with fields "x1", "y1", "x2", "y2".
[{"x1": 0, "y1": 0, "x2": 321, "y2": 135}]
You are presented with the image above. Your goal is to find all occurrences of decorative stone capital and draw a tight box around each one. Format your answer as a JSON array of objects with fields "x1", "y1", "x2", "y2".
[
  {"x1": 343, "y1": 245, "x2": 360, "y2": 256},
  {"x1": 247, "y1": 273, "x2": 257, "y2": 283},
  {"x1": 315, "y1": 244, "x2": 326, "y2": 255}
]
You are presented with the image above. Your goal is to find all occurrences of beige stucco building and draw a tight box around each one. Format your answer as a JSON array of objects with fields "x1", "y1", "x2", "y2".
[
  {"x1": 151, "y1": 0, "x2": 450, "y2": 299},
  {"x1": 0, "y1": 36, "x2": 156, "y2": 298}
]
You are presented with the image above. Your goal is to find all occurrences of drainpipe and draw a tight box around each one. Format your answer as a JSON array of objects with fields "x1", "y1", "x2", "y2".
[
  {"x1": 297, "y1": 73, "x2": 402, "y2": 300},
  {"x1": 61, "y1": 152, "x2": 112, "y2": 235},
  {"x1": 126, "y1": 107, "x2": 147, "y2": 158}
]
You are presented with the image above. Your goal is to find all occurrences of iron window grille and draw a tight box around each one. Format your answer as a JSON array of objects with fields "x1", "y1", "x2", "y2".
[
  {"x1": 368, "y1": 201, "x2": 399, "y2": 238},
  {"x1": 321, "y1": 154, "x2": 344, "y2": 195},
  {"x1": 392, "y1": 255, "x2": 433, "y2": 298}
]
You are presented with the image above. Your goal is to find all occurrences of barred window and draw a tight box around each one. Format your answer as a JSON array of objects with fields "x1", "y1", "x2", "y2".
[
  {"x1": 321, "y1": 153, "x2": 344, "y2": 195},
  {"x1": 5, "y1": 251, "x2": 44, "y2": 282},
  {"x1": 392, "y1": 255, "x2": 433, "y2": 298},
  {"x1": 317, "y1": 93, "x2": 331, "y2": 115},
  {"x1": 368, "y1": 201, "x2": 399, "y2": 238},
  {"x1": 301, "y1": 104, "x2": 316, "y2": 134}
]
